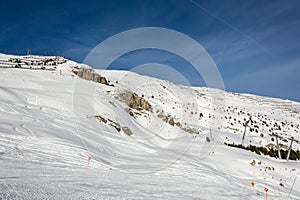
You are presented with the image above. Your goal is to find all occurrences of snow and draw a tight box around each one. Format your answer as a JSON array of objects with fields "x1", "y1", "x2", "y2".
[{"x1": 0, "y1": 54, "x2": 300, "y2": 199}]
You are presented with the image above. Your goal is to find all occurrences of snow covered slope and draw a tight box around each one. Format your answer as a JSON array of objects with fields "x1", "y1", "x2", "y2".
[{"x1": 0, "y1": 53, "x2": 299, "y2": 199}]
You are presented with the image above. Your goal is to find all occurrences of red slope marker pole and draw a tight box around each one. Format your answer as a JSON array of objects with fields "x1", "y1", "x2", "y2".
[
  {"x1": 88, "y1": 156, "x2": 91, "y2": 167},
  {"x1": 264, "y1": 188, "x2": 268, "y2": 200},
  {"x1": 251, "y1": 182, "x2": 255, "y2": 190}
]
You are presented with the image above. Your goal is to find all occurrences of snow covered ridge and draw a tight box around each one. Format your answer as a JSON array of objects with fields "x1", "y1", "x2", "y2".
[
  {"x1": 0, "y1": 53, "x2": 300, "y2": 199},
  {"x1": 0, "y1": 53, "x2": 66, "y2": 70}
]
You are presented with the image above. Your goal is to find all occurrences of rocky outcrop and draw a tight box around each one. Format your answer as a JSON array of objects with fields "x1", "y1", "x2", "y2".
[
  {"x1": 181, "y1": 126, "x2": 199, "y2": 134},
  {"x1": 116, "y1": 91, "x2": 152, "y2": 111},
  {"x1": 95, "y1": 115, "x2": 120, "y2": 132},
  {"x1": 168, "y1": 117, "x2": 175, "y2": 126},
  {"x1": 122, "y1": 126, "x2": 133, "y2": 136},
  {"x1": 95, "y1": 115, "x2": 133, "y2": 136},
  {"x1": 73, "y1": 67, "x2": 109, "y2": 85},
  {"x1": 95, "y1": 115, "x2": 107, "y2": 124},
  {"x1": 175, "y1": 122, "x2": 182, "y2": 128},
  {"x1": 157, "y1": 113, "x2": 180, "y2": 127},
  {"x1": 107, "y1": 119, "x2": 121, "y2": 132},
  {"x1": 157, "y1": 112, "x2": 200, "y2": 134}
]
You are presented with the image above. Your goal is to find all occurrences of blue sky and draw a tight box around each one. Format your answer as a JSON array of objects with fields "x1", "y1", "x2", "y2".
[{"x1": 1, "y1": 0, "x2": 300, "y2": 102}]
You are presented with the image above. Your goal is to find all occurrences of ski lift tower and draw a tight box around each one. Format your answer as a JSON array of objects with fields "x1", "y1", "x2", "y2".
[
  {"x1": 270, "y1": 132, "x2": 283, "y2": 159},
  {"x1": 241, "y1": 116, "x2": 252, "y2": 146},
  {"x1": 271, "y1": 121, "x2": 300, "y2": 161}
]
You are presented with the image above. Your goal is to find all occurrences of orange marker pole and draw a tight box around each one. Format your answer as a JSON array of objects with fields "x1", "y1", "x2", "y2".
[
  {"x1": 250, "y1": 182, "x2": 255, "y2": 190},
  {"x1": 264, "y1": 188, "x2": 268, "y2": 200},
  {"x1": 88, "y1": 156, "x2": 91, "y2": 167}
]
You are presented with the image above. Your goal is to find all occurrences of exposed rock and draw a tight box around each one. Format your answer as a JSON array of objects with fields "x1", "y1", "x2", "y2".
[
  {"x1": 107, "y1": 119, "x2": 121, "y2": 132},
  {"x1": 95, "y1": 116, "x2": 121, "y2": 132},
  {"x1": 265, "y1": 166, "x2": 274, "y2": 171},
  {"x1": 175, "y1": 122, "x2": 182, "y2": 128},
  {"x1": 158, "y1": 112, "x2": 194, "y2": 133},
  {"x1": 128, "y1": 110, "x2": 134, "y2": 117},
  {"x1": 157, "y1": 113, "x2": 168, "y2": 122},
  {"x1": 134, "y1": 111, "x2": 142, "y2": 116},
  {"x1": 116, "y1": 91, "x2": 152, "y2": 111},
  {"x1": 76, "y1": 68, "x2": 94, "y2": 80},
  {"x1": 157, "y1": 113, "x2": 164, "y2": 118},
  {"x1": 129, "y1": 93, "x2": 151, "y2": 111},
  {"x1": 108, "y1": 119, "x2": 121, "y2": 132},
  {"x1": 266, "y1": 143, "x2": 276, "y2": 151},
  {"x1": 100, "y1": 77, "x2": 108, "y2": 85},
  {"x1": 162, "y1": 116, "x2": 168, "y2": 123},
  {"x1": 95, "y1": 115, "x2": 107, "y2": 124},
  {"x1": 181, "y1": 126, "x2": 199, "y2": 134},
  {"x1": 122, "y1": 126, "x2": 133, "y2": 136},
  {"x1": 168, "y1": 117, "x2": 175, "y2": 126},
  {"x1": 126, "y1": 108, "x2": 142, "y2": 119},
  {"x1": 112, "y1": 124, "x2": 121, "y2": 132},
  {"x1": 93, "y1": 73, "x2": 101, "y2": 82},
  {"x1": 73, "y1": 67, "x2": 109, "y2": 86}
]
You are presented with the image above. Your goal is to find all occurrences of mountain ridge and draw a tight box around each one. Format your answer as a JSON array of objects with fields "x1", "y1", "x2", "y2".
[{"x1": 0, "y1": 53, "x2": 299, "y2": 199}]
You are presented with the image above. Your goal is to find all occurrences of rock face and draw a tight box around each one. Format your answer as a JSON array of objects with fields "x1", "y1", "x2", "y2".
[
  {"x1": 78, "y1": 68, "x2": 93, "y2": 80},
  {"x1": 73, "y1": 67, "x2": 109, "y2": 85},
  {"x1": 117, "y1": 91, "x2": 152, "y2": 111},
  {"x1": 129, "y1": 93, "x2": 152, "y2": 111}
]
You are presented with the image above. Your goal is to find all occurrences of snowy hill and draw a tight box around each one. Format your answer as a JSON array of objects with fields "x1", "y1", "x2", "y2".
[{"x1": 0, "y1": 53, "x2": 299, "y2": 199}]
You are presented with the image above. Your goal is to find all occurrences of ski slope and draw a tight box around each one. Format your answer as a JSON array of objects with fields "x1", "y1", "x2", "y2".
[{"x1": 0, "y1": 54, "x2": 299, "y2": 199}]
